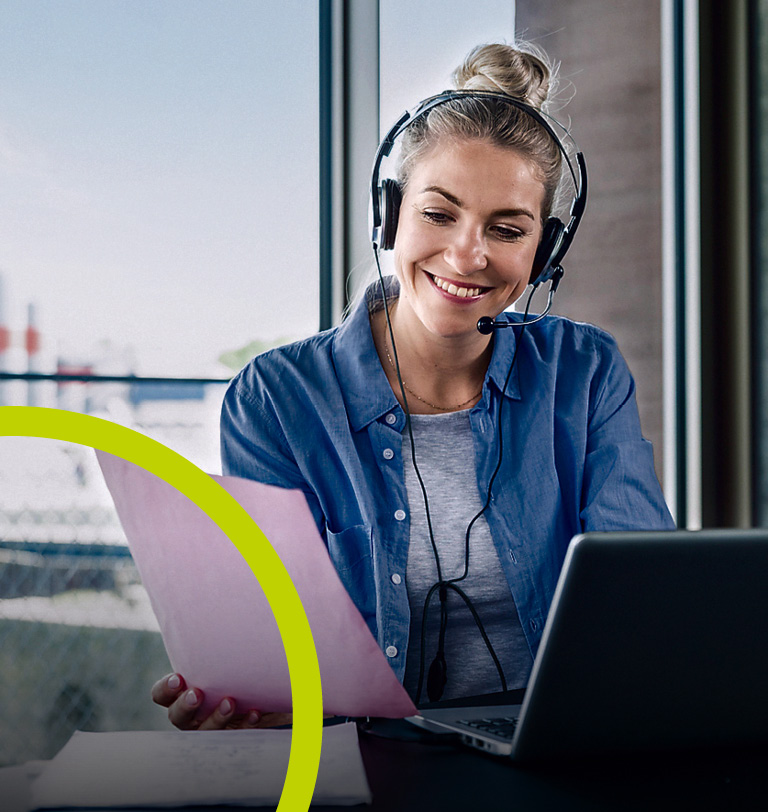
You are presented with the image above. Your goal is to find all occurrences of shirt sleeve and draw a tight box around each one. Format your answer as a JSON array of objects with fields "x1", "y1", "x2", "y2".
[
  {"x1": 220, "y1": 369, "x2": 326, "y2": 535},
  {"x1": 579, "y1": 333, "x2": 676, "y2": 531}
]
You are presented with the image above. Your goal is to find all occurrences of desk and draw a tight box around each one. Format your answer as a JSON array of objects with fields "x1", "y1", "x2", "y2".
[
  {"x1": 4, "y1": 721, "x2": 768, "y2": 811},
  {"x1": 357, "y1": 720, "x2": 768, "y2": 811}
]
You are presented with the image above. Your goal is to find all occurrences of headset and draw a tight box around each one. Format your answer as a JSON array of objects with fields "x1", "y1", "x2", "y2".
[
  {"x1": 368, "y1": 90, "x2": 588, "y2": 703},
  {"x1": 370, "y1": 89, "x2": 588, "y2": 290}
]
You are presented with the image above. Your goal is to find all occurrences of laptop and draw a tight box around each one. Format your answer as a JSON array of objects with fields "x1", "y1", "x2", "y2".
[{"x1": 407, "y1": 529, "x2": 768, "y2": 761}]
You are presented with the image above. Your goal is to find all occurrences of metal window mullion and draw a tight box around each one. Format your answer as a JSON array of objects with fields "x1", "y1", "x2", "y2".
[
  {"x1": 751, "y1": 0, "x2": 768, "y2": 525},
  {"x1": 319, "y1": 0, "x2": 380, "y2": 328},
  {"x1": 662, "y1": 0, "x2": 701, "y2": 528},
  {"x1": 319, "y1": 0, "x2": 346, "y2": 330},
  {"x1": 696, "y1": 1, "x2": 752, "y2": 527},
  {"x1": 343, "y1": 0, "x2": 380, "y2": 309},
  {"x1": 728, "y1": 0, "x2": 752, "y2": 527},
  {"x1": 682, "y1": 0, "x2": 703, "y2": 529},
  {"x1": 662, "y1": 0, "x2": 683, "y2": 526}
]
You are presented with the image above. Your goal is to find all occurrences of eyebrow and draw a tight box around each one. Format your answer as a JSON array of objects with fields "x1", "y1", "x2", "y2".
[{"x1": 418, "y1": 184, "x2": 536, "y2": 221}]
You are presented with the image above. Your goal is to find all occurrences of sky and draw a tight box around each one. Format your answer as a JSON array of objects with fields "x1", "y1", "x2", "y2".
[{"x1": 0, "y1": 0, "x2": 515, "y2": 378}]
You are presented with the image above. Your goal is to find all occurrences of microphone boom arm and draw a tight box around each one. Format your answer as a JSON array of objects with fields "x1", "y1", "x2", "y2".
[{"x1": 477, "y1": 269, "x2": 562, "y2": 334}]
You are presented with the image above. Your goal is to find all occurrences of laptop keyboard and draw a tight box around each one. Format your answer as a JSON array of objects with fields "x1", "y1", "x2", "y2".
[{"x1": 458, "y1": 716, "x2": 519, "y2": 740}]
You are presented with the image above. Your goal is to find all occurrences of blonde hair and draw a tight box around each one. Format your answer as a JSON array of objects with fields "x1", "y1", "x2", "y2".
[{"x1": 397, "y1": 42, "x2": 564, "y2": 220}]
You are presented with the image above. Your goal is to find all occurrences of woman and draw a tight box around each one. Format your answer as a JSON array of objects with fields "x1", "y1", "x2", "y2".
[{"x1": 153, "y1": 42, "x2": 674, "y2": 729}]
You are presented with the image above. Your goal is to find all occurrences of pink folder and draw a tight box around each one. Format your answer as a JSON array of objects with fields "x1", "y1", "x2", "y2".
[{"x1": 96, "y1": 451, "x2": 417, "y2": 719}]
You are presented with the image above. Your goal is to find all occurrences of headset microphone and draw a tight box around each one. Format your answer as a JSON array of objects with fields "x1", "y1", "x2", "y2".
[
  {"x1": 477, "y1": 317, "x2": 506, "y2": 335},
  {"x1": 476, "y1": 266, "x2": 564, "y2": 334}
]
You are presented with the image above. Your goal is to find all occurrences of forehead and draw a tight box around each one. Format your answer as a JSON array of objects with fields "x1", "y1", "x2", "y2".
[{"x1": 406, "y1": 138, "x2": 546, "y2": 212}]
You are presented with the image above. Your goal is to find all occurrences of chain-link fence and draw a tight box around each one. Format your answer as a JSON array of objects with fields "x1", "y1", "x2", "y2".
[{"x1": 0, "y1": 387, "x2": 226, "y2": 766}]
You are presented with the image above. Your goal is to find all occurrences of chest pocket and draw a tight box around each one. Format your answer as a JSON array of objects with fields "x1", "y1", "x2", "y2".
[{"x1": 325, "y1": 524, "x2": 377, "y2": 633}]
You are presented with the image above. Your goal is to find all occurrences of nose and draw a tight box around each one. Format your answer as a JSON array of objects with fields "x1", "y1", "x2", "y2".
[{"x1": 444, "y1": 224, "x2": 488, "y2": 274}]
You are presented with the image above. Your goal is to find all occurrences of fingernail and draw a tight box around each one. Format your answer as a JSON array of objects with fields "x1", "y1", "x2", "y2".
[
  {"x1": 184, "y1": 689, "x2": 199, "y2": 707},
  {"x1": 219, "y1": 698, "x2": 233, "y2": 715},
  {"x1": 167, "y1": 674, "x2": 181, "y2": 691},
  {"x1": 247, "y1": 711, "x2": 261, "y2": 726}
]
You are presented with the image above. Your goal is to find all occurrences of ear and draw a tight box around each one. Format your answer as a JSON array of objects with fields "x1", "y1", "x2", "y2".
[
  {"x1": 379, "y1": 179, "x2": 402, "y2": 251},
  {"x1": 530, "y1": 217, "x2": 565, "y2": 286}
]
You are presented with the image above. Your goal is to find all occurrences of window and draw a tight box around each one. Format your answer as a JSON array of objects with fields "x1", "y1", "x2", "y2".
[
  {"x1": 0, "y1": 0, "x2": 318, "y2": 765},
  {"x1": 0, "y1": 0, "x2": 318, "y2": 390}
]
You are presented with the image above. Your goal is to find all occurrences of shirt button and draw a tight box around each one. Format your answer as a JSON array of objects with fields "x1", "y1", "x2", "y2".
[
  {"x1": 383, "y1": 448, "x2": 394, "y2": 460},
  {"x1": 385, "y1": 413, "x2": 397, "y2": 425},
  {"x1": 394, "y1": 509, "x2": 406, "y2": 521},
  {"x1": 385, "y1": 645, "x2": 398, "y2": 658},
  {"x1": 391, "y1": 573, "x2": 402, "y2": 585}
]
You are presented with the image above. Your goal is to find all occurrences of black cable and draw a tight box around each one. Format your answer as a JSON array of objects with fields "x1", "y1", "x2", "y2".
[
  {"x1": 374, "y1": 250, "x2": 445, "y2": 590},
  {"x1": 373, "y1": 246, "x2": 540, "y2": 705},
  {"x1": 414, "y1": 289, "x2": 535, "y2": 703}
]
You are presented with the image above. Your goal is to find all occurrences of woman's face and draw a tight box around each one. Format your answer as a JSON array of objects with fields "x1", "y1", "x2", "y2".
[{"x1": 393, "y1": 138, "x2": 545, "y2": 341}]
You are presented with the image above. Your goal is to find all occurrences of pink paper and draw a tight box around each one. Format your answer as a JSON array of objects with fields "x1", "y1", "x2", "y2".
[{"x1": 96, "y1": 451, "x2": 417, "y2": 719}]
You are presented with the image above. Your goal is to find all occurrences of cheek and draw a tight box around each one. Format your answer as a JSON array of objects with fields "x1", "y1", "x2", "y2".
[
  {"x1": 393, "y1": 230, "x2": 430, "y2": 282},
  {"x1": 499, "y1": 256, "x2": 534, "y2": 288},
  {"x1": 509, "y1": 242, "x2": 540, "y2": 283},
  {"x1": 392, "y1": 245, "x2": 407, "y2": 284},
  {"x1": 394, "y1": 211, "x2": 443, "y2": 262}
]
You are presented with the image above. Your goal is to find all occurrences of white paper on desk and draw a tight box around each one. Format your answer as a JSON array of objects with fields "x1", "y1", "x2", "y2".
[
  {"x1": 96, "y1": 451, "x2": 417, "y2": 719},
  {"x1": 30, "y1": 724, "x2": 371, "y2": 809}
]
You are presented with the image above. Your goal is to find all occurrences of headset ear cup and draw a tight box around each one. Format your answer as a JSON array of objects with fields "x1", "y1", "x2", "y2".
[
  {"x1": 379, "y1": 179, "x2": 402, "y2": 251},
  {"x1": 531, "y1": 217, "x2": 565, "y2": 285}
]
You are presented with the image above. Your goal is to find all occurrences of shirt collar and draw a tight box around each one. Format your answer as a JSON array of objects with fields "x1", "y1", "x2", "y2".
[
  {"x1": 332, "y1": 278, "x2": 521, "y2": 432},
  {"x1": 332, "y1": 278, "x2": 401, "y2": 432},
  {"x1": 485, "y1": 313, "x2": 523, "y2": 403}
]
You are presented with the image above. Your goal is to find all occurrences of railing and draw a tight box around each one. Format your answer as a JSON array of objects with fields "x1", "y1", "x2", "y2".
[{"x1": 0, "y1": 372, "x2": 230, "y2": 384}]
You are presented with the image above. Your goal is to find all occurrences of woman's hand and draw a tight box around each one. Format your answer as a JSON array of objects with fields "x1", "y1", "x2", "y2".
[{"x1": 151, "y1": 673, "x2": 293, "y2": 730}]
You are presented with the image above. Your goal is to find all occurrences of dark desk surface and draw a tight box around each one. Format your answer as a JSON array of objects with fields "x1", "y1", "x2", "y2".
[
  {"x1": 355, "y1": 719, "x2": 768, "y2": 812},
  {"x1": 5, "y1": 694, "x2": 768, "y2": 812},
  {"x1": 349, "y1": 689, "x2": 768, "y2": 811}
]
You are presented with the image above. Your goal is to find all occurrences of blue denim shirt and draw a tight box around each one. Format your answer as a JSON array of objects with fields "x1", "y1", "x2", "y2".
[{"x1": 220, "y1": 282, "x2": 675, "y2": 682}]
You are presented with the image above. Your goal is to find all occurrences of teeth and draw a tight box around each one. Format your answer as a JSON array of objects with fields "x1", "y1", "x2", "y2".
[{"x1": 432, "y1": 275, "x2": 483, "y2": 298}]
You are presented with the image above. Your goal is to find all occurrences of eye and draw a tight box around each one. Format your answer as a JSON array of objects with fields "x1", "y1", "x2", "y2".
[
  {"x1": 490, "y1": 224, "x2": 525, "y2": 242},
  {"x1": 419, "y1": 208, "x2": 453, "y2": 225}
]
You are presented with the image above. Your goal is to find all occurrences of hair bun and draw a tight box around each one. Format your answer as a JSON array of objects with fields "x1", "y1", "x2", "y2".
[{"x1": 451, "y1": 42, "x2": 553, "y2": 111}]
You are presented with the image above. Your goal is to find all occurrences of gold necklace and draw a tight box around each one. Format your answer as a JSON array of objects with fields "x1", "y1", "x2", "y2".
[{"x1": 383, "y1": 324, "x2": 483, "y2": 412}]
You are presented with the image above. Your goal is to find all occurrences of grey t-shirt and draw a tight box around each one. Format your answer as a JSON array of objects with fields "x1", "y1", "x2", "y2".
[{"x1": 401, "y1": 409, "x2": 533, "y2": 702}]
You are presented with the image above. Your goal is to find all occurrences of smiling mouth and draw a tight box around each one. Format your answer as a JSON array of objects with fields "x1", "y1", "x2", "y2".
[{"x1": 428, "y1": 273, "x2": 491, "y2": 299}]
